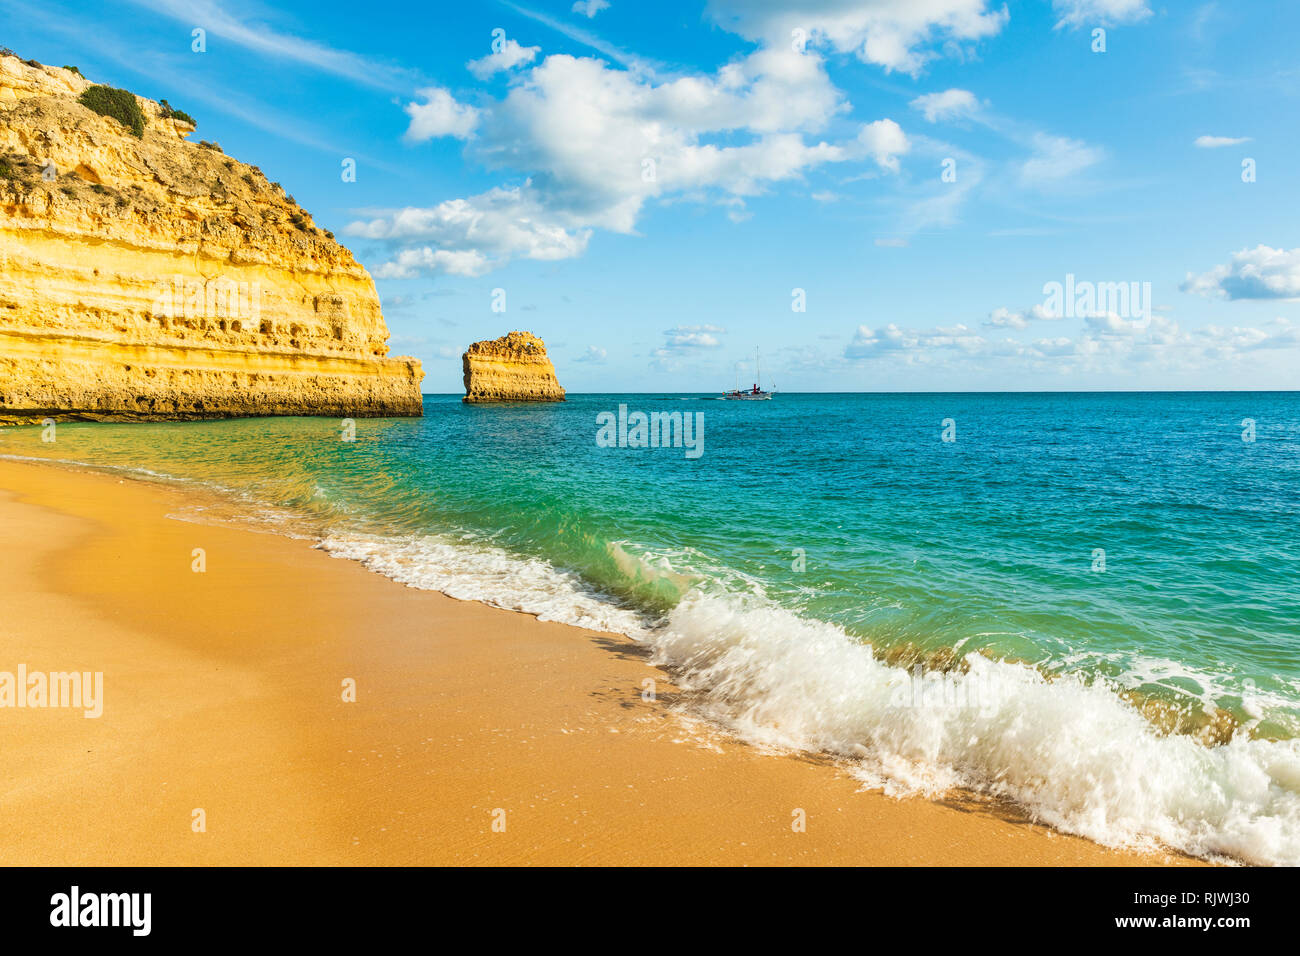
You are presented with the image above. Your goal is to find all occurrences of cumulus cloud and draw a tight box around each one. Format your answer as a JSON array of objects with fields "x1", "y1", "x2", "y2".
[
  {"x1": 1194, "y1": 134, "x2": 1251, "y2": 148},
  {"x1": 347, "y1": 184, "x2": 592, "y2": 277},
  {"x1": 1084, "y1": 311, "x2": 1148, "y2": 335},
  {"x1": 361, "y1": 48, "x2": 909, "y2": 276},
  {"x1": 403, "y1": 87, "x2": 479, "y2": 141},
  {"x1": 467, "y1": 39, "x2": 541, "y2": 80},
  {"x1": 1052, "y1": 0, "x2": 1151, "y2": 29},
  {"x1": 706, "y1": 0, "x2": 1009, "y2": 75},
  {"x1": 372, "y1": 248, "x2": 490, "y2": 279},
  {"x1": 659, "y1": 325, "x2": 726, "y2": 352},
  {"x1": 571, "y1": 0, "x2": 610, "y2": 17},
  {"x1": 910, "y1": 88, "x2": 979, "y2": 122},
  {"x1": 842, "y1": 314, "x2": 1300, "y2": 374},
  {"x1": 845, "y1": 322, "x2": 983, "y2": 359},
  {"x1": 362, "y1": 2, "x2": 1028, "y2": 278},
  {"x1": 574, "y1": 346, "x2": 608, "y2": 362},
  {"x1": 985, "y1": 304, "x2": 1059, "y2": 329},
  {"x1": 1182, "y1": 245, "x2": 1300, "y2": 300},
  {"x1": 854, "y1": 118, "x2": 909, "y2": 172}
]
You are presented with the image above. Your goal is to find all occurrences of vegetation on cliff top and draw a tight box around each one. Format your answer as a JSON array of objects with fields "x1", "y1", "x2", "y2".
[
  {"x1": 159, "y1": 99, "x2": 196, "y2": 127},
  {"x1": 78, "y1": 84, "x2": 146, "y2": 138},
  {"x1": 5, "y1": 56, "x2": 343, "y2": 248}
]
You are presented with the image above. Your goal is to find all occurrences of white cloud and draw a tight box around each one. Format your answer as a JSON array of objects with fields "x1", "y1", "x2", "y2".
[
  {"x1": 403, "y1": 87, "x2": 479, "y2": 141},
  {"x1": 374, "y1": 248, "x2": 491, "y2": 279},
  {"x1": 910, "y1": 88, "x2": 978, "y2": 122},
  {"x1": 845, "y1": 322, "x2": 983, "y2": 359},
  {"x1": 658, "y1": 325, "x2": 726, "y2": 353},
  {"x1": 986, "y1": 307, "x2": 1028, "y2": 329},
  {"x1": 841, "y1": 314, "x2": 1300, "y2": 376},
  {"x1": 1051, "y1": 0, "x2": 1152, "y2": 30},
  {"x1": 1084, "y1": 311, "x2": 1147, "y2": 335},
  {"x1": 854, "y1": 118, "x2": 910, "y2": 173},
  {"x1": 468, "y1": 38, "x2": 541, "y2": 80},
  {"x1": 363, "y1": 49, "x2": 907, "y2": 276},
  {"x1": 479, "y1": 51, "x2": 854, "y2": 221},
  {"x1": 1182, "y1": 245, "x2": 1300, "y2": 300},
  {"x1": 985, "y1": 304, "x2": 1060, "y2": 328},
  {"x1": 571, "y1": 0, "x2": 610, "y2": 17},
  {"x1": 1018, "y1": 133, "x2": 1104, "y2": 185},
  {"x1": 875, "y1": 237, "x2": 908, "y2": 247},
  {"x1": 574, "y1": 345, "x2": 608, "y2": 362},
  {"x1": 1194, "y1": 134, "x2": 1251, "y2": 148},
  {"x1": 347, "y1": 184, "x2": 592, "y2": 277},
  {"x1": 706, "y1": 0, "x2": 1009, "y2": 75}
]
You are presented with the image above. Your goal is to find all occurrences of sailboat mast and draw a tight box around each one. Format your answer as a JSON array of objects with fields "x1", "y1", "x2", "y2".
[{"x1": 756, "y1": 347, "x2": 760, "y2": 390}]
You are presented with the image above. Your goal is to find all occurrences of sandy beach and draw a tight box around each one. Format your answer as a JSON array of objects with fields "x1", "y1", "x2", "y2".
[{"x1": 0, "y1": 458, "x2": 1195, "y2": 866}]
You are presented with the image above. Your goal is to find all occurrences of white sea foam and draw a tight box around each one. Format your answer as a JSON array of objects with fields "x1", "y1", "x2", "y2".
[
  {"x1": 651, "y1": 591, "x2": 1300, "y2": 865},
  {"x1": 319, "y1": 532, "x2": 652, "y2": 637}
]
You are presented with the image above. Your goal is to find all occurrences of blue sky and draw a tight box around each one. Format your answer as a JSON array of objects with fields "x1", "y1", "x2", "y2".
[{"x1": 4, "y1": 0, "x2": 1299, "y2": 391}]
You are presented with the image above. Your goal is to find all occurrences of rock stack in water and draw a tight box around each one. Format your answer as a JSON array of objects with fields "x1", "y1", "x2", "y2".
[
  {"x1": 462, "y1": 331, "x2": 566, "y2": 403},
  {"x1": 0, "y1": 53, "x2": 423, "y2": 423}
]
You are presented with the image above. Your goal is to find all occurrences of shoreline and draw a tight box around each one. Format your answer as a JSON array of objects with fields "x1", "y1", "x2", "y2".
[{"x1": 0, "y1": 458, "x2": 1198, "y2": 865}]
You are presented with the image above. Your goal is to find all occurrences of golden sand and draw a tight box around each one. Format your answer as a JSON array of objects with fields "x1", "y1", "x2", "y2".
[{"x1": 0, "y1": 459, "x2": 1197, "y2": 865}]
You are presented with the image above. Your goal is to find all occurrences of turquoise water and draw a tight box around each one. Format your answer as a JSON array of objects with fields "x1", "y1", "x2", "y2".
[{"x1": 5, "y1": 392, "x2": 1300, "y2": 863}]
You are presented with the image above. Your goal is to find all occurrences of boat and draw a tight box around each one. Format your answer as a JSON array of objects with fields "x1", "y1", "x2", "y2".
[{"x1": 723, "y1": 348, "x2": 774, "y2": 400}]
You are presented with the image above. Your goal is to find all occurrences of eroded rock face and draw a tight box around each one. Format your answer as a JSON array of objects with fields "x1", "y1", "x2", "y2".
[
  {"x1": 0, "y1": 55, "x2": 423, "y2": 423},
  {"x1": 462, "y1": 331, "x2": 565, "y2": 403}
]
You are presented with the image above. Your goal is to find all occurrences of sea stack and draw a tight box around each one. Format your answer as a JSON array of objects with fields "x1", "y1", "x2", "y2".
[
  {"x1": 462, "y1": 331, "x2": 566, "y2": 403},
  {"x1": 0, "y1": 54, "x2": 422, "y2": 423}
]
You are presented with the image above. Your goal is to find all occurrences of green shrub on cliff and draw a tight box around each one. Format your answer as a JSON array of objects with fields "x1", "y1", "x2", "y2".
[
  {"x1": 158, "y1": 99, "x2": 196, "y2": 126},
  {"x1": 63, "y1": 65, "x2": 83, "y2": 77},
  {"x1": 78, "y1": 85, "x2": 146, "y2": 138}
]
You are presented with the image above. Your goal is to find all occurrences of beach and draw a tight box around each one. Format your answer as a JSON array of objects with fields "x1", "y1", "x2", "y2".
[{"x1": 0, "y1": 458, "x2": 1194, "y2": 866}]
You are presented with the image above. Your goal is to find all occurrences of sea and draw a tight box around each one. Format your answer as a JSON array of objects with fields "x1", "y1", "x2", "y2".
[{"x1": 4, "y1": 391, "x2": 1299, "y2": 865}]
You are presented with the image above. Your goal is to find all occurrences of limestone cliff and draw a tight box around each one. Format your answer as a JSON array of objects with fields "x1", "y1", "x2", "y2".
[
  {"x1": 0, "y1": 54, "x2": 422, "y2": 423},
  {"x1": 462, "y1": 331, "x2": 565, "y2": 403}
]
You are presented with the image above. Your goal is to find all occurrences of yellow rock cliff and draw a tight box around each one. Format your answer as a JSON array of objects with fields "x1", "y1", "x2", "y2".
[
  {"x1": 0, "y1": 54, "x2": 422, "y2": 423},
  {"x1": 462, "y1": 331, "x2": 565, "y2": 403}
]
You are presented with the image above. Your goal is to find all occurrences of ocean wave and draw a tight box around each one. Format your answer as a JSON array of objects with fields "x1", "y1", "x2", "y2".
[
  {"x1": 321, "y1": 527, "x2": 1300, "y2": 865},
  {"x1": 651, "y1": 591, "x2": 1300, "y2": 865},
  {"x1": 319, "y1": 531, "x2": 653, "y2": 637}
]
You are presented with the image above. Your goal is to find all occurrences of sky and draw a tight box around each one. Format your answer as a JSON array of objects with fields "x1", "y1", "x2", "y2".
[{"x1": 3, "y1": 0, "x2": 1299, "y2": 391}]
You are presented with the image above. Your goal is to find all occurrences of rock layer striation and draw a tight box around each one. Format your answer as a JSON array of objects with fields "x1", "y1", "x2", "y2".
[
  {"x1": 0, "y1": 54, "x2": 422, "y2": 423},
  {"x1": 462, "y1": 331, "x2": 565, "y2": 403}
]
